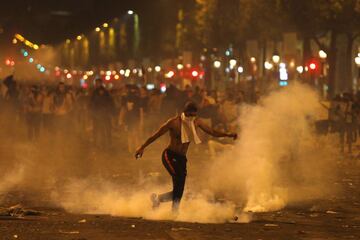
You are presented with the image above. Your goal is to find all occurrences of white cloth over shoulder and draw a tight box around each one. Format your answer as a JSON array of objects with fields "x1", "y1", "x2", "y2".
[{"x1": 181, "y1": 113, "x2": 202, "y2": 144}]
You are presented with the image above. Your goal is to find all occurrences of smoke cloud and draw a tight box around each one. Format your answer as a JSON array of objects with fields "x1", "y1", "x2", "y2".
[
  {"x1": 206, "y1": 82, "x2": 338, "y2": 213},
  {"x1": 0, "y1": 82, "x2": 338, "y2": 223}
]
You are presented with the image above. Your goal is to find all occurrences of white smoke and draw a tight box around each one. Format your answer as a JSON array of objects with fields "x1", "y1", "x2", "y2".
[
  {"x1": 0, "y1": 82, "x2": 338, "y2": 223},
  {"x1": 207, "y1": 82, "x2": 338, "y2": 212},
  {"x1": 51, "y1": 178, "x2": 242, "y2": 223}
]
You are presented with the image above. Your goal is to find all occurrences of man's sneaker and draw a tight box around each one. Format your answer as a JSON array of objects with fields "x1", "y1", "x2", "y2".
[{"x1": 150, "y1": 193, "x2": 160, "y2": 209}]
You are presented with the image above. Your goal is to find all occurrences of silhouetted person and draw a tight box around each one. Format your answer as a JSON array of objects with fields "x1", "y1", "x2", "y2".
[
  {"x1": 135, "y1": 101, "x2": 237, "y2": 212},
  {"x1": 89, "y1": 79, "x2": 115, "y2": 149}
]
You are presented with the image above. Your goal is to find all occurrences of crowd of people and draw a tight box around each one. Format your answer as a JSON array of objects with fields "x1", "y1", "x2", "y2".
[
  {"x1": 2, "y1": 74, "x2": 360, "y2": 156},
  {"x1": 325, "y1": 92, "x2": 360, "y2": 154},
  {"x1": 0, "y1": 75, "x2": 243, "y2": 156}
]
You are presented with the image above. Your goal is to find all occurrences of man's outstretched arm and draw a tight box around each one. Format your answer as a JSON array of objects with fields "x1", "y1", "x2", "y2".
[
  {"x1": 196, "y1": 119, "x2": 237, "y2": 140},
  {"x1": 135, "y1": 119, "x2": 172, "y2": 158}
]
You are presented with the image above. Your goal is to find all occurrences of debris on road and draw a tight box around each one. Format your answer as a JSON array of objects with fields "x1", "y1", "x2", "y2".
[
  {"x1": 0, "y1": 204, "x2": 42, "y2": 217},
  {"x1": 326, "y1": 210, "x2": 337, "y2": 214},
  {"x1": 59, "y1": 230, "x2": 80, "y2": 234},
  {"x1": 171, "y1": 227, "x2": 192, "y2": 231},
  {"x1": 264, "y1": 223, "x2": 279, "y2": 227}
]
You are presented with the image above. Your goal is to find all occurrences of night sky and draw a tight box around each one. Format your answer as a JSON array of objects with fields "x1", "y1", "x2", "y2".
[{"x1": 0, "y1": 0, "x2": 147, "y2": 44}]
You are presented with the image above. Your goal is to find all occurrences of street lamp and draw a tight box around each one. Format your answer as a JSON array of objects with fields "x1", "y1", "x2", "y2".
[
  {"x1": 319, "y1": 50, "x2": 327, "y2": 59},
  {"x1": 177, "y1": 64, "x2": 184, "y2": 70},
  {"x1": 296, "y1": 66, "x2": 304, "y2": 74},
  {"x1": 229, "y1": 59, "x2": 237, "y2": 67},
  {"x1": 214, "y1": 60, "x2": 221, "y2": 68},
  {"x1": 264, "y1": 61, "x2": 273, "y2": 70},
  {"x1": 128, "y1": 10, "x2": 134, "y2": 15},
  {"x1": 355, "y1": 55, "x2": 360, "y2": 86},
  {"x1": 155, "y1": 66, "x2": 161, "y2": 72},
  {"x1": 272, "y1": 54, "x2": 280, "y2": 64},
  {"x1": 355, "y1": 56, "x2": 360, "y2": 66}
]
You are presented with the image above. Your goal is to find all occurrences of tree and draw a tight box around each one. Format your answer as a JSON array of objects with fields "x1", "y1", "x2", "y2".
[{"x1": 281, "y1": 0, "x2": 360, "y2": 96}]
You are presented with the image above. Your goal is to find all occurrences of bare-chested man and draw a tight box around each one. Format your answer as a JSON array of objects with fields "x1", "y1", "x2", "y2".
[{"x1": 135, "y1": 101, "x2": 237, "y2": 212}]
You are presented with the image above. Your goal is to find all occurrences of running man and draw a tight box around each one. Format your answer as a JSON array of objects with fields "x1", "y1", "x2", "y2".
[{"x1": 135, "y1": 101, "x2": 237, "y2": 212}]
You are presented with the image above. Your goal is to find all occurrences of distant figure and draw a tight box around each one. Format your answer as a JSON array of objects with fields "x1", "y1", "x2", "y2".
[
  {"x1": 41, "y1": 86, "x2": 54, "y2": 134},
  {"x1": 135, "y1": 101, "x2": 237, "y2": 212},
  {"x1": 25, "y1": 85, "x2": 43, "y2": 141},
  {"x1": 53, "y1": 82, "x2": 73, "y2": 133},
  {"x1": 120, "y1": 85, "x2": 143, "y2": 154},
  {"x1": 89, "y1": 78, "x2": 115, "y2": 149}
]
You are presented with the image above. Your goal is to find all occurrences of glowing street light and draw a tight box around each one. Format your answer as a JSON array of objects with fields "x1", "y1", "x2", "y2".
[
  {"x1": 355, "y1": 56, "x2": 360, "y2": 66},
  {"x1": 76, "y1": 35, "x2": 82, "y2": 41},
  {"x1": 103, "y1": 23, "x2": 109, "y2": 28},
  {"x1": 309, "y1": 62, "x2": 317, "y2": 70},
  {"x1": 264, "y1": 61, "x2": 273, "y2": 70},
  {"x1": 125, "y1": 69, "x2": 131, "y2": 77},
  {"x1": 229, "y1": 59, "x2": 237, "y2": 67},
  {"x1": 213, "y1": 60, "x2": 221, "y2": 68},
  {"x1": 296, "y1": 66, "x2": 304, "y2": 74},
  {"x1": 319, "y1": 50, "x2": 327, "y2": 59},
  {"x1": 165, "y1": 70, "x2": 175, "y2": 78},
  {"x1": 191, "y1": 70, "x2": 199, "y2": 77},
  {"x1": 155, "y1": 66, "x2": 161, "y2": 72},
  {"x1": 128, "y1": 10, "x2": 134, "y2": 15},
  {"x1": 272, "y1": 54, "x2": 280, "y2": 64},
  {"x1": 95, "y1": 27, "x2": 101, "y2": 32},
  {"x1": 250, "y1": 57, "x2": 256, "y2": 63},
  {"x1": 237, "y1": 66, "x2": 244, "y2": 73},
  {"x1": 177, "y1": 64, "x2": 184, "y2": 70}
]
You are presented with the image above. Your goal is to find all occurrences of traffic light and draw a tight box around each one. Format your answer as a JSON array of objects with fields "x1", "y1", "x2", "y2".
[
  {"x1": 191, "y1": 70, "x2": 199, "y2": 77},
  {"x1": 307, "y1": 59, "x2": 320, "y2": 74},
  {"x1": 309, "y1": 62, "x2": 317, "y2": 71},
  {"x1": 5, "y1": 59, "x2": 15, "y2": 66}
]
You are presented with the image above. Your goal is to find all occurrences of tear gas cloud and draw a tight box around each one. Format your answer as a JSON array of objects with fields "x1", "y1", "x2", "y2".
[
  {"x1": 0, "y1": 82, "x2": 338, "y2": 223},
  {"x1": 205, "y1": 82, "x2": 338, "y2": 212}
]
